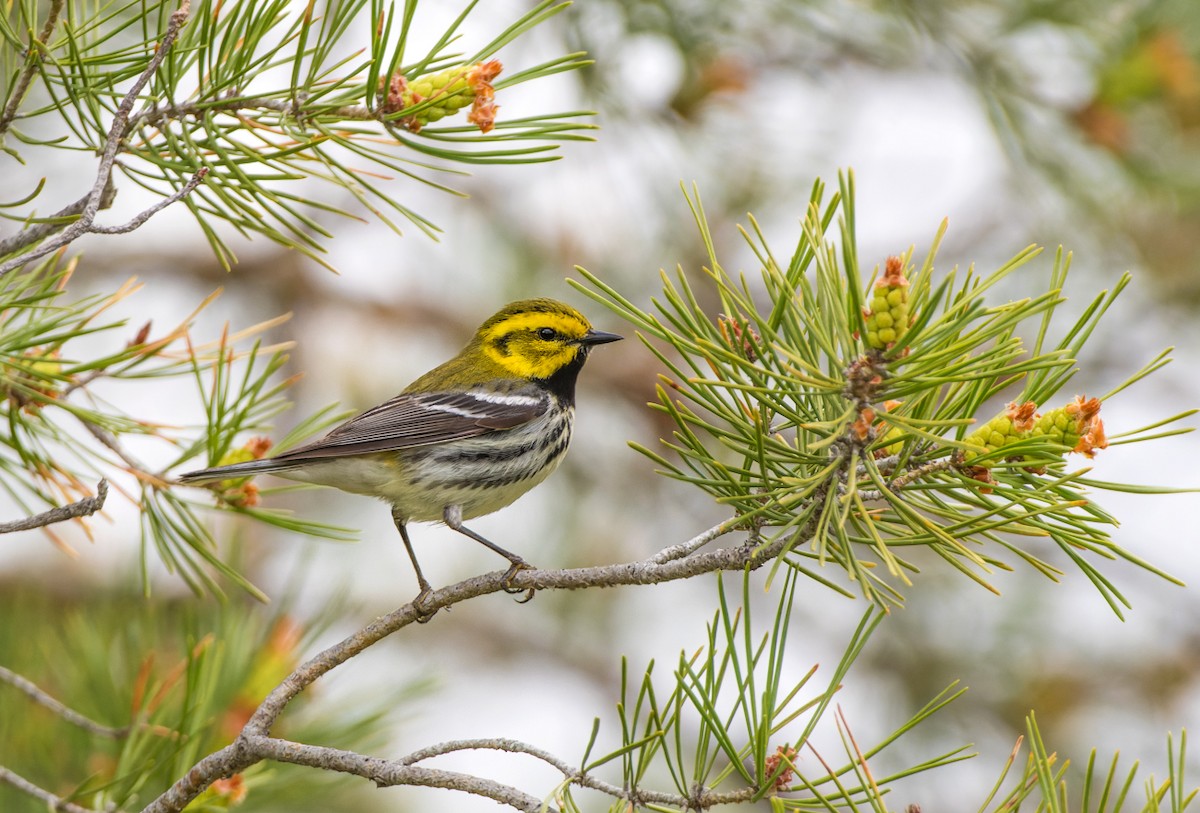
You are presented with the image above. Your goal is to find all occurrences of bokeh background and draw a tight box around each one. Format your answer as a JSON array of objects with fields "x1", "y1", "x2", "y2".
[{"x1": 3, "y1": 0, "x2": 1200, "y2": 809}]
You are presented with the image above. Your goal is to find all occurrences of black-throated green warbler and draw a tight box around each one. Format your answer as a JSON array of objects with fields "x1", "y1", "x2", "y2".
[{"x1": 180, "y1": 299, "x2": 621, "y2": 603}]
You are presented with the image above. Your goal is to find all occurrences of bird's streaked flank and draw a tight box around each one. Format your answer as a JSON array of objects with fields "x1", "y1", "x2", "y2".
[{"x1": 180, "y1": 299, "x2": 621, "y2": 606}]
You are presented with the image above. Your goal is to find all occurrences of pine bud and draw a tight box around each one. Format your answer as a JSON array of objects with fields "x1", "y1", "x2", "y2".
[
  {"x1": 1033, "y1": 396, "x2": 1107, "y2": 458},
  {"x1": 380, "y1": 60, "x2": 503, "y2": 133},
  {"x1": 962, "y1": 397, "x2": 1107, "y2": 472},
  {"x1": 963, "y1": 401, "x2": 1038, "y2": 465},
  {"x1": 214, "y1": 437, "x2": 273, "y2": 506},
  {"x1": 764, "y1": 744, "x2": 798, "y2": 790},
  {"x1": 873, "y1": 399, "x2": 905, "y2": 457},
  {"x1": 864, "y1": 256, "x2": 910, "y2": 349},
  {"x1": 717, "y1": 314, "x2": 760, "y2": 361}
]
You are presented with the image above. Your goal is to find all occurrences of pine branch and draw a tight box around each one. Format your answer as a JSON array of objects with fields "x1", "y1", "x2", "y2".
[
  {"x1": 0, "y1": 1, "x2": 199, "y2": 276},
  {"x1": 397, "y1": 738, "x2": 759, "y2": 809},
  {"x1": 0, "y1": 765, "x2": 95, "y2": 813},
  {"x1": 0, "y1": 665, "x2": 127, "y2": 738},
  {"x1": 0, "y1": 0, "x2": 66, "y2": 135},
  {"x1": 87, "y1": 169, "x2": 208, "y2": 235},
  {"x1": 0, "y1": 179, "x2": 117, "y2": 258},
  {"x1": 0, "y1": 480, "x2": 108, "y2": 534},
  {"x1": 253, "y1": 737, "x2": 550, "y2": 811}
]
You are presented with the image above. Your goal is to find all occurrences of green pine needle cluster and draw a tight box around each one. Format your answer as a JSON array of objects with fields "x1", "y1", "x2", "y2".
[
  {"x1": 556, "y1": 573, "x2": 968, "y2": 811},
  {"x1": 0, "y1": 254, "x2": 350, "y2": 599},
  {"x1": 567, "y1": 575, "x2": 1196, "y2": 812},
  {"x1": 0, "y1": 582, "x2": 410, "y2": 813},
  {"x1": 574, "y1": 173, "x2": 1195, "y2": 614},
  {"x1": 0, "y1": 0, "x2": 594, "y2": 268}
]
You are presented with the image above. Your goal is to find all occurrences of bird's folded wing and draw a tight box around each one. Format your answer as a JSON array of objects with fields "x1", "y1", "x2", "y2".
[{"x1": 272, "y1": 388, "x2": 549, "y2": 460}]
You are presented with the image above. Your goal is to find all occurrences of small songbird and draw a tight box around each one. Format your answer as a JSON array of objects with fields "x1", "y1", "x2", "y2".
[{"x1": 179, "y1": 298, "x2": 621, "y2": 604}]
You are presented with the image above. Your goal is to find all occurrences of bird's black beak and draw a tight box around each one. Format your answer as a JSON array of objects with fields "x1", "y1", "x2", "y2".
[{"x1": 578, "y1": 329, "x2": 623, "y2": 346}]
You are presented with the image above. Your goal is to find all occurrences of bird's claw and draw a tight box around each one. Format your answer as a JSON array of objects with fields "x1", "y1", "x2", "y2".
[
  {"x1": 501, "y1": 560, "x2": 536, "y2": 603},
  {"x1": 412, "y1": 585, "x2": 438, "y2": 623}
]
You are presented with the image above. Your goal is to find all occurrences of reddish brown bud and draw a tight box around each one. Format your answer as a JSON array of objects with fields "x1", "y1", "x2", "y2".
[
  {"x1": 764, "y1": 744, "x2": 798, "y2": 790},
  {"x1": 877, "y1": 255, "x2": 909, "y2": 289},
  {"x1": 1005, "y1": 400, "x2": 1038, "y2": 433},
  {"x1": 211, "y1": 774, "x2": 247, "y2": 804},
  {"x1": 717, "y1": 314, "x2": 760, "y2": 361},
  {"x1": 245, "y1": 436, "x2": 273, "y2": 459},
  {"x1": 129, "y1": 321, "x2": 153, "y2": 347}
]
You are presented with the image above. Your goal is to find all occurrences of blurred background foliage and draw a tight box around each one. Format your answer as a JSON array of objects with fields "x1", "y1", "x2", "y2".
[{"x1": 3, "y1": 0, "x2": 1200, "y2": 810}]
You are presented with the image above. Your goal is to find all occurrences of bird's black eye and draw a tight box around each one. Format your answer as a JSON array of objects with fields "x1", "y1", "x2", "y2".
[{"x1": 537, "y1": 327, "x2": 557, "y2": 341}]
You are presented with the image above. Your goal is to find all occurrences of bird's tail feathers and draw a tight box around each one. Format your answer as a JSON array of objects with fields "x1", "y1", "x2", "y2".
[{"x1": 177, "y1": 457, "x2": 299, "y2": 484}]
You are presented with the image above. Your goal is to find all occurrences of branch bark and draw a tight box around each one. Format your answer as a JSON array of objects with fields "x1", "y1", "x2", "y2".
[
  {"x1": 0, "y1": 0, "x2": 66, "y2": 135},
  {"x1": 0, "y1": 765, "x2": 96, "y2": 813},
  {"x1": 0, "y1": 664, "x2": 127, "y2": 737},
  {"x1": 0, "y1": 480, "x2": 108, "y2": 534}
]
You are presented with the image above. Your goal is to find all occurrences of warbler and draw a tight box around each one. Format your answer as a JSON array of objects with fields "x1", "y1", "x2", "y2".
[{"x1": 179, "y1": 298, "x2": 621, "y2": 603}]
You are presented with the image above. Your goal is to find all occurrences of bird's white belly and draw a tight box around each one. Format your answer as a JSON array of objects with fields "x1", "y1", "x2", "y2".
[{"x1": 276, "y1": 408, "x2": 573, "y2": 524}]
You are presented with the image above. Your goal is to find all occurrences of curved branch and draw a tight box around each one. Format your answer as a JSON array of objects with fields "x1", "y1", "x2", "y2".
[
  {"x1": 397, "y1": 737, "x2": 759, "y2": 808},
  {"x1": 0, "y1": 765, "x2": 95, "y2": 813},
  {"x1": 243, "y1": 522, "x2": 778, "y2": 739},
  {"x1": 252, "y1": 736, "x2": 550, "y2": 812},
  {"x1": 0, "y1": 480, "x2": 108, "y2": 534},
  {"x1": 0, "y1": 664, "x2": 126, "y2": 737},
  {"x1": 139, "y1": 519, "x2": 800, "y2": 813}
]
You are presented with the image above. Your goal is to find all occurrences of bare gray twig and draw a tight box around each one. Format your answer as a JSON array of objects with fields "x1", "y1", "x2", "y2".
[
  {"x1": 0, "y1": 179, "x2": 117, "y2": 259},
  {"x1": 0, "y1": 765, "x2": 96, "y2": 813},
  {"x1": 398, "y1": 737, "x2": 758, "y2": 808},
  {"x1": 135, "y1": 96, "x2": 375, "y2": 130},
  {"x1": 0, "y1": 665, "x2": 127, "y2": 738},
  {"x1": 254, "y1": 736, "x2": 550, "y2": 812},
  {"x1": 0, "y1": 480, "x2": 108, "y2": 534},
  {"x1": 88, "y1": 169, "x2": 209, "y2": 234},
  {"x1": 649, "y1": 517, "x2": 738, "y2": 564},
  {"x1": 856, "y1": 459, "x2": 957, "y2": 501}
]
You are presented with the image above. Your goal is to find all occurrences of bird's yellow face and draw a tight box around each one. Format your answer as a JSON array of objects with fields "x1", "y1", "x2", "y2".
[{"x1": 477, "y1": 299, "x2": 606, "y2": 381}]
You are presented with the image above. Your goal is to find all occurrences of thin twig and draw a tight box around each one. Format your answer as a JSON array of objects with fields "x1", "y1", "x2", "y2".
[
  {"x1": 88, "y1": 169, "x2": 208, "y2": 234},
  {"x1": 135, "y1": 96, "x2": 375, "y2": 130},
  {"x1": 252, "y1": 736, "x2": 551, "y2": 813},
  {"x1": 0, "y1": 665, "x2": 128, "y2": 738},
  {"x1": 0, "y1": 180, "x2": 117, "y2": 258},
  {"x1": 0, "y1": 480, "x2": 107, "y2": 534},
  {"x1": 80, "y1": 420, "x2": 168, "y2": 488},
  {"x1": 0, "y1": 0, "x2": 66, "y2": 135},
  {"x1": 397, "y1": 737, "x2": 758, "y2": 808},
  {"x1": 648, "y1": 518, "x2": 739, "y2": 564},
  {"x1": 139, "y1": 524, "x2": 805, "y2": 813},
  {"x1": 0, "y1": 765, "x2": 96, "y2": 813},
  {"x1": 0, "y1": 1, "x2": 195, "y2": 276},
  {"x1": 856, "y1": 459, "x2": 957, "y2": 501}
]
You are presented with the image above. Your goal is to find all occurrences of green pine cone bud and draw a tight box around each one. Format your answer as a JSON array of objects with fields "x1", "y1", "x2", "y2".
[
  {"x1": 962, "y1": 401, "x2": 1038, "y2": 465},
  {"x1": 1032, "y1": 396, "x2": 1107, "y2": 458},
  {"x1": 864, "y1": 256, "x2": 910, "y2": 349},
  {"x1": 215, "y1": 437, "x2": 272, "y2": 492},
  {"x1": 379, "y1": 60, "x2": 503, "y2": 133}
]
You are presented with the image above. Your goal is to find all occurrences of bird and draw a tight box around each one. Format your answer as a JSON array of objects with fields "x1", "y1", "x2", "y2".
[{"x1": 179, "y1": 298, "x2": 621, "y2": 606}]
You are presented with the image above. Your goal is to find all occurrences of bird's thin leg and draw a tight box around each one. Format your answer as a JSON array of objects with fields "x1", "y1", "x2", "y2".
[
  {"x1": 393, "y1": 510, "x2": 436, "y2": 619},
  {"x1": 443, "y1": 505, "x2": 535, "y2": 601}
]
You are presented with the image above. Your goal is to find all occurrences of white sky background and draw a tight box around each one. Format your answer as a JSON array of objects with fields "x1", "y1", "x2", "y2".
[{"x1": 3, "y1": 1, "x2": 1200, "y2": 810}]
